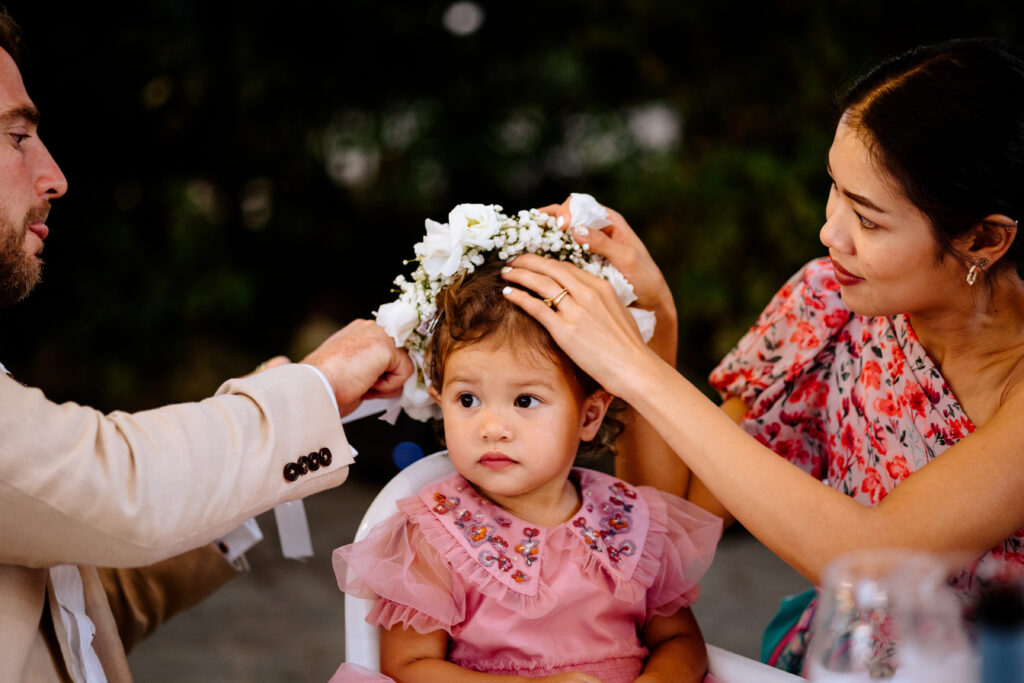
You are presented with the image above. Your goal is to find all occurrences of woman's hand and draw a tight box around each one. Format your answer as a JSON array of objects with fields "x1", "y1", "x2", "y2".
[
  {"x1": 502, "y1": 253, "x2": 662, "y2": 400},
  {"x1": 539, "y1": 197, "x2": 676, "y2": 318},
  {"x1": 539, "y1": 197, "x2": 677, "y2": 363}
]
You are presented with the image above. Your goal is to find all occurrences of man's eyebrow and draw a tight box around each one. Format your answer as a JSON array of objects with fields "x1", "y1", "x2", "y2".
[
  {"x1": 826, "y1": 154, "x2": 889, "y2": 214},
  {"x1": 0, "y1": 105, "x2": 40, "y2": 125}
]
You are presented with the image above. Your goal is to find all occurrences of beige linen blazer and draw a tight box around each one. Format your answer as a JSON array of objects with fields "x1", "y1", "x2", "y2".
[{"x1": 0, "y1": 363, "x2": 355, "y2": 681}]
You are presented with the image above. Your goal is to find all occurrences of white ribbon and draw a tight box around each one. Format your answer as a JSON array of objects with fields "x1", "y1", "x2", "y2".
[{"x1": 49, "y1": 565, "x2": 107, "y2": 682}]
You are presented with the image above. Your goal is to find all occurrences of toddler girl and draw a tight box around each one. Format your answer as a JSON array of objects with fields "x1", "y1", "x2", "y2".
[{"x1": 333, "y1": 244, "x2": 722, "y2": 682}]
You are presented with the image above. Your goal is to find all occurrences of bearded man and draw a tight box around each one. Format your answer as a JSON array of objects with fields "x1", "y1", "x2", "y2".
[{"x1": 0, "y1": 9, "x2": 410, "y2": 681}]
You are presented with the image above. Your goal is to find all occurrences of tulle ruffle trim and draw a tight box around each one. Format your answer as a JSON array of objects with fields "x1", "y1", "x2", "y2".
[{"x1": 333, "y1": 483, "x2": 722, "y2": 633}]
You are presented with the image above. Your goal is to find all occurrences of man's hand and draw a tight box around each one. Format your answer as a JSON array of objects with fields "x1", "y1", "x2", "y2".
[{"x1": 301, "y1": 319, "x2": 413, "y2": 417}]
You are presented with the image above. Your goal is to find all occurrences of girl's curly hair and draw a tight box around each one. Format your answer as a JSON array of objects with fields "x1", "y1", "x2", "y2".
[{"x1": 424, "y1": 258, "x2": 625, "y2": 458}]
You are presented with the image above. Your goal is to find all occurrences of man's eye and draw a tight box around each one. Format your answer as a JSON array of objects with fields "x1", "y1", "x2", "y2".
[
  {"x1": 10, "y1": 133, "x2": 28, "y2": 145},
  {"x1": 458, "y1": 393, "x2": 480, "y2": 408},
  {"x1": 514, "y1": 395, "x2": 539, "y2": 409}
]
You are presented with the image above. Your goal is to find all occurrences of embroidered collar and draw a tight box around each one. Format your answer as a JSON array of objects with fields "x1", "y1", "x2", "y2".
[{"x1": 419, "y1": 468, "x2": 649, "y2": 596}]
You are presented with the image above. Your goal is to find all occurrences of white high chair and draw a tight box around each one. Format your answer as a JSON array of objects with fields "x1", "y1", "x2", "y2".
[{"x1": 343, "y1": 451, "x2": 801, "y2": 682}]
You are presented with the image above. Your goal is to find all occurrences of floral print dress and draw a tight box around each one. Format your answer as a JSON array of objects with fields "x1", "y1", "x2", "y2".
[{"x1": 709, "y1": 258, "x2": 1024, "y2": 673}]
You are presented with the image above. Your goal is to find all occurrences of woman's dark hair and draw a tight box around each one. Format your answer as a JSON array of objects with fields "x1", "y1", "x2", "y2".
[
  {"x1": 839, "y1": 38, "x2": 1024, "y2": 276},
  {"x1": 424, "y1": 258, "x2": 624, "y2": 457}
]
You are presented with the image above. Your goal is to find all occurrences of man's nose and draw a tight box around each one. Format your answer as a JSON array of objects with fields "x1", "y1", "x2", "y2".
[{"x1": 34, "y1": 141, "x2": 68, "y2": 200}]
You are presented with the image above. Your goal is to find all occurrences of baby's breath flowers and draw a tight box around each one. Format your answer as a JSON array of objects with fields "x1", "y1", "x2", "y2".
[{"x1": 376, "y1": 202, "x2": 655, "y2": 421}]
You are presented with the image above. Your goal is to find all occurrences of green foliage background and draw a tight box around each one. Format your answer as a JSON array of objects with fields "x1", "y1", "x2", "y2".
[{"x1": 0, "y1": 1, "x2": 1019, "y2": 433}]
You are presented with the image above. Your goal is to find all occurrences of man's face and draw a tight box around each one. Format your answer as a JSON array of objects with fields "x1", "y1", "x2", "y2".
[{"x1": 0, "y1": 48, "x2": 66, "y2": 308}]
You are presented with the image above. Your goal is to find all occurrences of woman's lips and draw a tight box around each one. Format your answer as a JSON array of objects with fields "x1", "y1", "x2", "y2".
[
  {"x1": 831, "y1": 259, "x2": 864, "y2": 286},
  {"x1": 479, "y1": 452, "x2": 516, "y2": 469}
]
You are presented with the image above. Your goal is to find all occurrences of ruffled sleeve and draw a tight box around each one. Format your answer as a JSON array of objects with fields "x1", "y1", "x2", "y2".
[
  {"x1": 708, "y1": 259, "x2": 848, "y2": 480},
  {"x1": 709, "y1": 258, "x2": 850, "y2": 410},
  {"x1": 332, "y1": 496, "x2": 466, "y2": 635},
  {"x1": 641, "y1": 488, "x2": 723, "y2": 621}
]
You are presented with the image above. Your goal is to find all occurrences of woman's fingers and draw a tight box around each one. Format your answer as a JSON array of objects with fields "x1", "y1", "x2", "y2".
[
  {"x1": 501, "y1": 260, "x2": 575, "y2": 301},
  {"x1": 570, "y1": 222, "x2": 637, "y2": 271}
]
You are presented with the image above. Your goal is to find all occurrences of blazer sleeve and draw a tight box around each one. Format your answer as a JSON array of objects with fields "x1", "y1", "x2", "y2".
[
  {"x1": 97, "y1": 543, "x2": 241, "y2": 653},
  {"x1": 0, "y1": 363, "x2": 354, "y2": 568}
]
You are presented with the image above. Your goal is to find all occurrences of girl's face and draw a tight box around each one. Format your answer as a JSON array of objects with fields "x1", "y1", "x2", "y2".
[
  {"x1": 431, "y1": 338, "x2": 609, "y2": 514},
  {"x1": 820, "y1": 120, "x2": 967, "y2": 318}
]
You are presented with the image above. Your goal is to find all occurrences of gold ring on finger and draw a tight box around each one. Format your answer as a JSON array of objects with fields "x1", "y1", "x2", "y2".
[{"x1": 543, "y1": 288, "x2": 570, "y2": 310}]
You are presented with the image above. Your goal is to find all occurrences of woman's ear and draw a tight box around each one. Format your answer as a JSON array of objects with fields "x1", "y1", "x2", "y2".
[
  {"x1": 959, "y1": 214, "x2": 1018, "y2": 267},
  {"x1": 579, "y1": 390, "x2": 614, "y2": 441}
]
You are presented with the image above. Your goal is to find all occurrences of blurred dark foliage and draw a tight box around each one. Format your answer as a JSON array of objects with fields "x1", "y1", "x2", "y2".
[{"x1": 0, "y1": 1, "x2": 1019, "y2": 466}]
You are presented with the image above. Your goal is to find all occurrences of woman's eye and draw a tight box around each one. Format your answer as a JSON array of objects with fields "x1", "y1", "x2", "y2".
[
  {"x1": 514, "y1": 395, "x2": 539, "y2": 409},
  {"x1": 856, "y1": 213, "x2": 877, "y2": 229},
  {"x1": 457, "y1": 393, "x2": 480, "y2": 408}
]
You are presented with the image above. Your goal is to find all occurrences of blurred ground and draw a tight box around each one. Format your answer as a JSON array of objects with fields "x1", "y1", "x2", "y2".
[{"x1": 127, "y1": 452, "x2": 810, "y2": 681}]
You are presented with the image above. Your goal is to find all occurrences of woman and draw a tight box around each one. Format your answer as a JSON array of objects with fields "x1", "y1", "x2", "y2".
[{"x1": 500, "y1": 37, "x2": 1024, "y2": 674}]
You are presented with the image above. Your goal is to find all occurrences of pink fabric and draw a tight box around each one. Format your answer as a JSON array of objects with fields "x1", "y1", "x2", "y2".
[
  {"x1": 709, "y1": 258, "x2": 1024, "y2": 596},
  {"x1": 328, "y1": 662, "x2": 392, "y2": 682},
  {"x1": 333, "y1": 468, "x2": 722, "y2": 682}
]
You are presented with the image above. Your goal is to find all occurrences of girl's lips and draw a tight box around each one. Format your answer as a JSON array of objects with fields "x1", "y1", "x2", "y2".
[
  {"x1": 479, "y1": 453, "x2": 516, "y2": 469},
  {"x1": 831, "y1": 259, "x2": 864, "y2": 286}
]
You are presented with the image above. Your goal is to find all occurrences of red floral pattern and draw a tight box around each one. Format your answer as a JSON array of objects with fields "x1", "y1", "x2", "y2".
[{"x1": 710, "y1": 258, "x2": 1024, "y2": 671}]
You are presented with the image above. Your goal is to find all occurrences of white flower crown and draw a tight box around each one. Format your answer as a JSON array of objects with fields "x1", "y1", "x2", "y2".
[{"x1": 375, "y1": 196, "x2": 655, "y2": 421}]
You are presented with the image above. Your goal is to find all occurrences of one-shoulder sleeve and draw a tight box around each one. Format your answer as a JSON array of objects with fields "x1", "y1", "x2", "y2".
[
  {"x1": 332, "y1": 496, "x2": 466, "y2": 635},
  {"x1": 708, "y1": 258, "x2": 851, "y2": 479}
]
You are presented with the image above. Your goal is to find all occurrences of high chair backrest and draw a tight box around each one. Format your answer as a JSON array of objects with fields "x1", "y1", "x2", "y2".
[{"x1": 344, "y1": 451, "x2": 455, "y2": 671}]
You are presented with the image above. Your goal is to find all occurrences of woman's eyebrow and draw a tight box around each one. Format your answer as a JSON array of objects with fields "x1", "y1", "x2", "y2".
[{"x1": 826, "y1": 154, "x2": 888, "y2": 214}]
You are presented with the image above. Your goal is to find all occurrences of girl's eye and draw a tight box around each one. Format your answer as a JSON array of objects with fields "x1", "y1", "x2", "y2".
[
  {"x1": 457, "y1": 393, "x2": 480, "y2": 408},
  {"x1": 514, "y1": 395, "x2": 540, "y2": 409}
]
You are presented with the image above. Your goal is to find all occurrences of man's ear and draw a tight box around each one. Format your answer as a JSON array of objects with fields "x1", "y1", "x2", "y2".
[
  {"x1": 958, "y1": 214, "x2": 1018, "y2": 269},
  {"x1": 579, "y1": 390, "x2": 614, "y2": 441}
]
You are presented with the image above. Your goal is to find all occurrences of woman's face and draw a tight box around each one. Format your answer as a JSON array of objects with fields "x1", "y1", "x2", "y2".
[{"x1": 820, "y1": 120, "x2": 966, "y2": 318}]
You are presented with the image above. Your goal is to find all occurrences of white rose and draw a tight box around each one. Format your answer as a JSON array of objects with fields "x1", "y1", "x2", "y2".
[
  {"x1": 374, "y1": 300, "x2": 420, "y2": 346},
  {"x1": 629, "y1": 308, "x2": 657, "y2": 343},
  {"x1": 401, "y1": 374, "x2": 441, "y2": 421},
  {"x1": 414, "y1": 218, "x2": 463, "y2": 279},
  {"x1": 448, "y1": 203, "x2": 499, "y2": 249},
  {"x1": 602, "y1": 265, "x2": 638, "y2": 307}
]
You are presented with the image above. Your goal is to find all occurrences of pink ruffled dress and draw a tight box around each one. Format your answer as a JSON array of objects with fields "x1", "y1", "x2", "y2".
[{"x1": 333, "y1": 467, "x2": 722, "y2": 682}]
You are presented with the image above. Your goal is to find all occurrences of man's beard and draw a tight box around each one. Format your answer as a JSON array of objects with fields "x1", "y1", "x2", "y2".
[{"x1": 0, "y1": 208, "x2": 45, "y2": 309}]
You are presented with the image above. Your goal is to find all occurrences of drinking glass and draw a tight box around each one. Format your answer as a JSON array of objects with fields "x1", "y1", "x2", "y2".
[{"x1": 807, "y1": 548, "x2": 977, "y2": 682}]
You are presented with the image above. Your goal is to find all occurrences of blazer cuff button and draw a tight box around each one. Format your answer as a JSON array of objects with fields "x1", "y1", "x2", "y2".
[
  {"x1": 283, "y1": 462, "x2": 301, "y2": 482},
  {"x1": 307, "y1": 451, "x2": 321, "y2": 471},
  {"x1": 319, "y1": 447, "x2": 333, "y2": 466}
]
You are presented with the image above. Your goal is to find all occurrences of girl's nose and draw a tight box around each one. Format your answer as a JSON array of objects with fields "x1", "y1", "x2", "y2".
[{"x1": 480, "y1": 408, "x2": 512, "y2": 441}]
